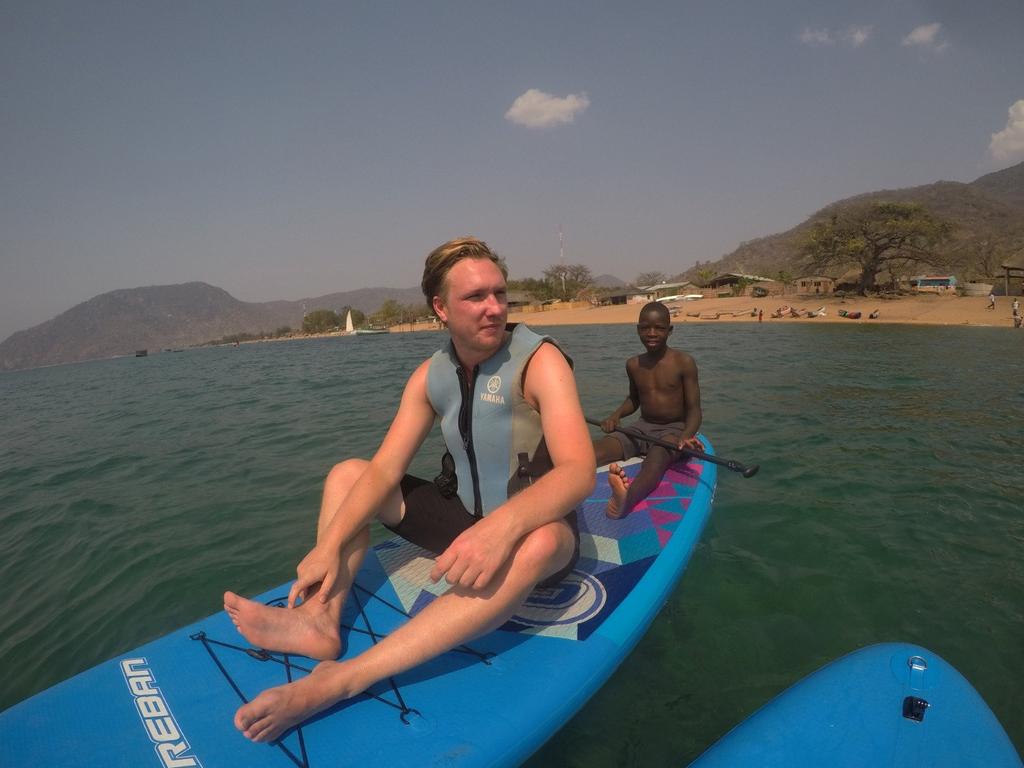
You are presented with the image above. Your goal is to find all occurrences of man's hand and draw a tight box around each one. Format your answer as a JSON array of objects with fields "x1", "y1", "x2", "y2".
[
  {"x1": 287, "y1": 545, "x2": 340, "y2": 607},
  {"x1": 601, "y1": 415, "x2": 620, "y2": 433},
  {"x1": 430, "y1": 514, "x2": 515, "y2": 591}
]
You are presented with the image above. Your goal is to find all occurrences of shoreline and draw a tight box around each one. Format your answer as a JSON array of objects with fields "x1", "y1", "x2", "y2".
[
  {"x1": 214, "y1": 294, "x2": 1019, "y2": 349},
  {"x1": 384, "y1": 294, "x2": 1020, "y2": 333}
]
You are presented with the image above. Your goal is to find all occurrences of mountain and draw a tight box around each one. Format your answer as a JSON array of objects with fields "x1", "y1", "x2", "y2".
[
  {"x1": 0, "y1": 282, "x2": 425, "y2": 372},
  {"x1": 685, "y1": 160, "x2": 1024, "y2": 282},
  {"x1": 971, "y1": 161, "x2": 1024, "y2": 210}
]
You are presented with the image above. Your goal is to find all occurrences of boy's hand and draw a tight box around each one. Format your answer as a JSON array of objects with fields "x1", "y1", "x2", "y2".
[
  {"x1": 601, "y1": 416, "x2": 620, "y2": 433},
  {"x1": 677, "y1": 435, "x2": 704, "y2": 452}
]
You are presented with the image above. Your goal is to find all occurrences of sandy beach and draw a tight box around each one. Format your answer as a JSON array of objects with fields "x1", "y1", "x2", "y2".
[
  {"x1": 386, "y1": 293, "x2": 1021, "y2": 333},
  {"x1": 514, "y1": 294, "x2": 1021, "y2": 328}
]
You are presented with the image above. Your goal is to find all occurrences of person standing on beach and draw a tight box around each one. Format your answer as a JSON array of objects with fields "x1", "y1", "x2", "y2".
[
  {"x1": 223, "y1": 237, "x2": 594, "y2": 744},
  {"x1": 988, "y1": 292, "x2": 996, "y2": 310},
  {"x1": 593, "y1": 301, "x2": 702, "y2": 519},
  {"x1": 1013, "y1": 297, "x2": 1021, "y2": 328}
]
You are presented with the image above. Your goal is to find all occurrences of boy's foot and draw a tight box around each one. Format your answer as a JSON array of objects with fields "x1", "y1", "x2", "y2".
[
  {"x1": 606, "y1": 463, "x2": 631, "y2": 519},
  {"x1": 224, "y1": 591, "x2": 342, "y2": 660}
]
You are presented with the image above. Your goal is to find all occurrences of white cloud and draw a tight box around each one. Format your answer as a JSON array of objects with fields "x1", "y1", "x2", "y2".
[
  {"x1": 505, "y1": 89, "x2": 590, "y2": 129},
  {"x1": 902, "y1": 22, "x2": 949, "y2": 51},
  {"x1": 990, "y1": 99, "x2": 1024, "y2": 164},
  {"x1": 799, "y1": 27, "x2": 833, "y2": 46},
  {"x1": 846, "y1": 25, "x2": 872, "y2": 48},
  {"x1": 800, "y1": 25, "x2": 871, "y2": 48}
]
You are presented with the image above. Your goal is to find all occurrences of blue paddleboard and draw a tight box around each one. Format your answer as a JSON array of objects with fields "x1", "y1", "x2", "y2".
[
  {"x1": 1, "y1": 446, "x2": 717, "y2": 768},
  {"x1": 689, "y1": 642, "x2": 1022, "y2": 767}
]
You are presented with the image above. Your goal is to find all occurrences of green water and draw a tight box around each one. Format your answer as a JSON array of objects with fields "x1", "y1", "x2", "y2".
[{"x1": 1, "y1": 324, "x2": 1021, "y2": 764}]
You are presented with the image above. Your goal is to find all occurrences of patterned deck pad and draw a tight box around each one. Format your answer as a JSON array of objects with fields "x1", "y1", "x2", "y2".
[{"x1": 375, "y1": 459, "x2": 704, "y2": 641}]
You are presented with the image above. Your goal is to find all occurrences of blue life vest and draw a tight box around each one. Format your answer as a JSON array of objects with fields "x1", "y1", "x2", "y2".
[{"x1": 426, "y1": 323, "x2": 569, "y2": 517}]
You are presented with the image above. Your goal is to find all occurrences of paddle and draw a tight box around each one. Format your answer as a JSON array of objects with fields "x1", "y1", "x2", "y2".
[{"x1": 585, "y1": 417, "x2": 760, "y2": 478}]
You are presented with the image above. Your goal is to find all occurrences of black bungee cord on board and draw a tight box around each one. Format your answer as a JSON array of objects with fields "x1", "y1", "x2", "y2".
[{"x1": 191, "y1": 581, "x2": 494, "y2": 768}]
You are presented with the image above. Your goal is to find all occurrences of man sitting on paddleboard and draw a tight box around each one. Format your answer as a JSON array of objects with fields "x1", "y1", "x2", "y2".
[
  {"x1": 223, "y1": 237, "x2": 594, "y2": 744},
  {"x1": 595, "y1": 301, "x2": 703, "y2": 519}
]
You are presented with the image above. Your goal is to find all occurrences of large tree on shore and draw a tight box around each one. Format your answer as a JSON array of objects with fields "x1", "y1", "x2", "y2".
[
  {"x1": 543, "y1": 263, "x2": 593, "y2": 301},
  {"x1": 800, "y1": 201, "x2": 954, "y2": 294},
  {"x1": 507, "y1": 276, "x2": 554, "y2": 301},
  {"x1": 302, "y1": 309, "x2": 340, "y2": 333},
  {"x1": 635, "y1": 271, "x2": 667, "y2": 287}
]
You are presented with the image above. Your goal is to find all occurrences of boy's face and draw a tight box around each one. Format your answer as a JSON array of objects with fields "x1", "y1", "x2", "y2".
[{"x1": 636, "y1": 309, "x2": 672, "y2": 351}]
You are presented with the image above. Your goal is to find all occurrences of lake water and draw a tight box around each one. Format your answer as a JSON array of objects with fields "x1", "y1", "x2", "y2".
[{"x1": 1, "y1": 323, "x2": 1021, "y2": 764}]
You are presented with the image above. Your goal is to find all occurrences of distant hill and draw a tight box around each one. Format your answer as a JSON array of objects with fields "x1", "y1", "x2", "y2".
[
  {"x1": 283, "y1": 286, "x2": 426, "y2": 318},
  {"x1": 0, "y1": 282, "x2": 425, "y2": 371},
  {"x1": 972, "y1": 161, "x2": 1024, "y2": 210},
  {"x1": 685, "y1": 160, "x2": 1024, "y2": 282}
]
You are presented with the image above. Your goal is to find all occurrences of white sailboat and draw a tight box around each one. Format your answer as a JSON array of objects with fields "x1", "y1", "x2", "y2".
[{"x1": 345, "y1": 309, "x2": 388, "y2": 336}]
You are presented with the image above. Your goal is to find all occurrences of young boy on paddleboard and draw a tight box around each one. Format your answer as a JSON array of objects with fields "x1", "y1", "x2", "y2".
[
  {"x1": 222, "y1": 237, "x2": 594, "y2": 744},
  {"x1": 595, "y1": 301, "x2": 703, "y2": 519}
]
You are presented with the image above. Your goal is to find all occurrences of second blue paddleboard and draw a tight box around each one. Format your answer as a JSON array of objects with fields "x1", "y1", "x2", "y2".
[{"x1": 689, "y1": 642, "x2": 1022, "y2": 767}]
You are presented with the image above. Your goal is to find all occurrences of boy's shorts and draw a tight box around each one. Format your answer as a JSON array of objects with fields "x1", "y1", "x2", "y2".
[
  {"x1": 608, "y1": 419, "x2": 686, "y2": 459},
  {"x1": 383, "y1": 474, "x2": 580, "y2": 588}
]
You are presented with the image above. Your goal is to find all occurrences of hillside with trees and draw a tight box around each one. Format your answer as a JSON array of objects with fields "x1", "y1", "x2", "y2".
[{"x1": 684, "y1": 161, "x2": 1024, "y2": 288}]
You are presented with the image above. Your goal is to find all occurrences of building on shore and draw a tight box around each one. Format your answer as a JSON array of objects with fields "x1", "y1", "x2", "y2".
[
  {"x1": 705, "y1": 272, "x2": 782, "y2": 298},
  {"x1": 796, "y1": 275, "x2": 836, "y2": 295},
  {"x1": 910, "y1": 275, "x2": 957, "y2": 293}
]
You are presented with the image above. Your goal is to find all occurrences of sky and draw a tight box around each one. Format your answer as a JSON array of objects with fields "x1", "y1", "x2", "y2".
[{"x1": 2, "y1": 0, "x2": 1022, "y2": 340}]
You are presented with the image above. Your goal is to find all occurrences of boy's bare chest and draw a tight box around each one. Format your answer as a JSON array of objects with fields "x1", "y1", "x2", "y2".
[{"x1": 633, "y1": 364, "x2": 681, "y2": 392}]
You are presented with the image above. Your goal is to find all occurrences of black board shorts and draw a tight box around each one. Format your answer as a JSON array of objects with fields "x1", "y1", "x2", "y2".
[{"x1": 383, "y1": 474, "x2": 580, "y2": 588}]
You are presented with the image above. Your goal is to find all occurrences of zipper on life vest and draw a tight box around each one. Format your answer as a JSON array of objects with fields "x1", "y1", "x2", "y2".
[{"x1": 457, "y1": 364, "x2": 484, "y2": 517}]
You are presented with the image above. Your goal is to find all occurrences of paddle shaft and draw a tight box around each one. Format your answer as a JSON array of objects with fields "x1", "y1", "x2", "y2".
[{"x1": 585, "y1": 417, "x2": 760, "y2": 478}]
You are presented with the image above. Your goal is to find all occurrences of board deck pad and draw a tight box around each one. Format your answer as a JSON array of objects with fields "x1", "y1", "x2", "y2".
[
  {"x1": 1, "y1": 449, "x2": 717, "y2": 768},
  {"x1": 381, "y1": 460, "x2": 703, "y2": 641}
]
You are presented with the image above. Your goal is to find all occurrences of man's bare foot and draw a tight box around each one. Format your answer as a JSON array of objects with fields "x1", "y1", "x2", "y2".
[
  {"x1": 224, "y1": 591, "x2": 342, "y2": 660},
  {"x1": 606, "y1": 463, "x2": 631, "y2": 519},
  {"x1": 234, "y1": 659, "x2": 360, "y2": 743}
]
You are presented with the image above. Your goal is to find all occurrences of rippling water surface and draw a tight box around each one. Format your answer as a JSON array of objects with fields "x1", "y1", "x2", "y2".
[{"x1": 1, "y1": 324, "x2": 1021, "y2": 763}]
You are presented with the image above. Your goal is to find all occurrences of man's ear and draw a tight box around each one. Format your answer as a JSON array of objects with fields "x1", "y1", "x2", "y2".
[{"x1": 432, "y1": 295, "x2": 447, "y2": 324}]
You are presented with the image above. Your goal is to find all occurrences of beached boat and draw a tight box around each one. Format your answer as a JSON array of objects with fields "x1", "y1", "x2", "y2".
[{"x1": 343, "y1": 310, "x2": 388, "y2": 336}]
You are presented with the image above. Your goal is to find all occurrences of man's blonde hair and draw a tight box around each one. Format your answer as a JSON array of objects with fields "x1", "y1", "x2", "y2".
[{"x1": 421, "y1": 237, "x2": 508, "y2": 313}]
